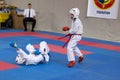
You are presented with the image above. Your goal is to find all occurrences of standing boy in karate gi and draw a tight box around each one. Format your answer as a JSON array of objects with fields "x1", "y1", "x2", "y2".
[{"x1": 66, "y1": 8, "x2": 84, "y2": 68}]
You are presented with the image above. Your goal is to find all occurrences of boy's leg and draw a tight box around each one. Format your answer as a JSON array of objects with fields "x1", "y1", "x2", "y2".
[
  {"x1": 17, "y1": 48, "x2": 28, "y2": 58},
  {"x1": 74, "y1": 47, "x2": 84, "y2": 63},
  {"x1": 67, "y1": 39, "x2": 78, "y2": 67}
]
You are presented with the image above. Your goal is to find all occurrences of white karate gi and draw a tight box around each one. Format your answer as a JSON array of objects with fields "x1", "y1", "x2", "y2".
[
  {"x1": 15, "y1": 41, "x2": 50, "y2": 65},
  {"x1": 67, "y1": 18, "x2": 83, "y2": 61}
]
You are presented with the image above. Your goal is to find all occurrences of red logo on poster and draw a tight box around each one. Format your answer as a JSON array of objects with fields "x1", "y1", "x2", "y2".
[{"x1": 94, "y1": 0, "x2": 115, "y2": 10}]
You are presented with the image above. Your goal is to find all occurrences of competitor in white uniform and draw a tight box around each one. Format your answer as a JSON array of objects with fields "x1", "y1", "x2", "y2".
[
  {"x1": 10, "y1": 41, "x2": 50, "y2": 65},
  {"x1": 67, "y1": 8, "x2": 84, "y2": 67}
]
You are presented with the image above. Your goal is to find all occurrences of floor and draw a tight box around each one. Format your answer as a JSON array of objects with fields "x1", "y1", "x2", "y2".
[{"x1": 0, "y1": 29, "x2": 120, "y2": 80}]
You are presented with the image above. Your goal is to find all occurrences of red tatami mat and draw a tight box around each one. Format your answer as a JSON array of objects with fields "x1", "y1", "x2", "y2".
[
  {"x1": 0, "y1": 61, "x2": 19, "y2": 71},
  {"x1": 0, "y1": 32, "x2": 120, "y2": 52},
  {"x1": 34, "y1": 44, "x2": 92, "y2": 55}
]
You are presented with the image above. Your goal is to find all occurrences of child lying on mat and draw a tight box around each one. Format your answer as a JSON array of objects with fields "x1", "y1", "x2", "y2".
[{"x1": 10, "y1": 41, "x2": 50, "y2": 65}]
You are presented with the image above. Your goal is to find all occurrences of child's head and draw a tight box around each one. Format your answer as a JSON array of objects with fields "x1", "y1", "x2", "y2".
[{"x1": 69, "y1": 8, "x2": 80, "y2": 20}]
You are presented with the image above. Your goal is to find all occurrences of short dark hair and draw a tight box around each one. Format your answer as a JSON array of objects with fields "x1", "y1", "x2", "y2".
[{"x1": 28, "y1": 3, "x2": 32, "y2": 5}]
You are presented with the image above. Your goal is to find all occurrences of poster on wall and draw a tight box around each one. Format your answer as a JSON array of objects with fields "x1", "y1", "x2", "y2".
[{"x1": 87, "y1": 0, "x2": 120, "y2": 19}]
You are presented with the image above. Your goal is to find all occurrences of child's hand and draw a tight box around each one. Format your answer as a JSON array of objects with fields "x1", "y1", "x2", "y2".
[{"x1": 62, "y1": 26, "x2": 70, "y2": 31}]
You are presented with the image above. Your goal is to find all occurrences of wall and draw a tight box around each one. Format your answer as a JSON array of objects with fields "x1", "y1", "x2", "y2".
[{"x1": 6, "y1": 0, "x2": 120, "y2": 42}]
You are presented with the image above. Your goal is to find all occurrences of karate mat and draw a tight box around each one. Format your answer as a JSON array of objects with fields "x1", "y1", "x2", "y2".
[{"x1": 0, "y1": 29, "x2": 120, "y2": 80}]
